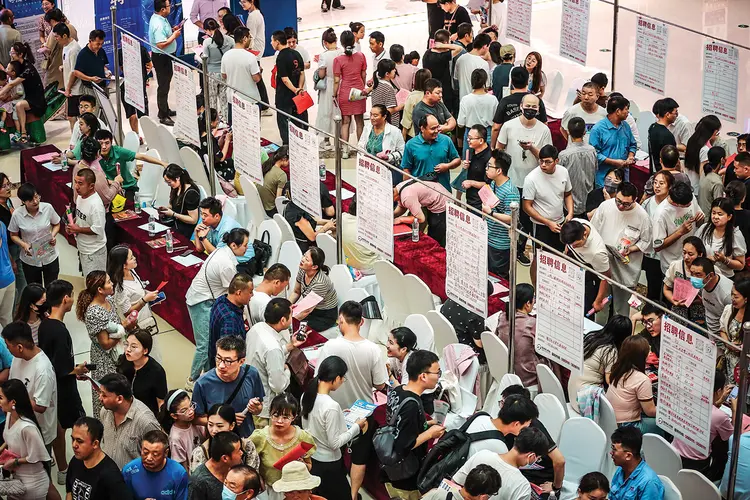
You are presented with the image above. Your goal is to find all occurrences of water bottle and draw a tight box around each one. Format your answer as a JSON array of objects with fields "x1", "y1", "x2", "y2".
[
  {"x1": 115, "y1": 161, "x2": 121, "y2": 180},
  {"x1": 319, "y1": 161, "x2": 326, "y2": 181},
  {"x1": 148, "y1": 214, "x2": 156, "y2": 237},
  {"x1": 134, "y1": 193, "x2": 141, "y2": 214},
  {"x1": 61, "y1": 150, "x2": 69, "y2": 172},
  {"x1": 165, "y1": 229, "x2": 174, "y2": 253},
  {"x1": 411, "y1": 217, "x2": 419, "y2": 242}
]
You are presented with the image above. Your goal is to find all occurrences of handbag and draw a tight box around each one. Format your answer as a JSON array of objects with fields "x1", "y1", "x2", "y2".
[
  {"x1": 286, "y1": 347, "x2": 312, "y2": 388},
  {"x1": 313, "y1": 70, "x2": 327, "y2": 91},
  {"x1": 292, "y1": 91, "x2": 314, "y2": 115},
  {"x1": 249, "y1": 230, "x2": 273, "y2": 276},
  {"x1": 0, "y1": 478, "x2": 26, "y2": 496},
  {"x1": 373, "y1": 395, "x2": 423, "y2": 481}
]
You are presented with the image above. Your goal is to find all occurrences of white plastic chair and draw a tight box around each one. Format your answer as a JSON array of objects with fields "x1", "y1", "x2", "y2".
[
  {"x1": 123, "y1": 131, "x2": 140, "y2": 176},
  {"x1": 725, "y1": 136, "x2": 738, "y2": 156},
  {"x1": 638, "y1": 110, "x2": 657, "y2": 154},
  {"x1": 344, "y1": 287, "x2": 368, "y2": 303},
  {"x1": 482, "y1": 372, "x2": 522, "y2": 417},
  {"x1": 675, "y1": 469, "x2": 721, "y2": 500},
  {"x1": 329, "y1": 264, "x2": 353, "y2": 308},
  {"x1": 180, "y1": 146, "x2": 211, "y2": 194},
  {"x1": 239, "y1": 175, "x2": 268, "y2": 238},
  {"x1": 315, "y1": 233, "x2": 338, "y2": 268},
  {"x1": 273, "y1": 213, "x2": 296, "y2": 246},
  {"x1": 137, "y1": 162, "x2": 164, "y2": 206},
  {"x1": 278, "y1": 241, "x2": 302, "y2": 296},
  {"x1": 543, "y1": 70, "x2": 564, "y2": 113},
  {"x1": 275, "y1": 196, "x2": 289, "y2": 216},
  {"x1": 198, "y1": 184, "x2": 208, "y2": 201},
  {"x1": 256, "y1": 219, "x2": 282, "y2": 266},
  {"x1": 404, "y1": 273, "x2": 438, "y2": 316},
  {"x1": 598, "y1": 395, "x2": 618, "y2": 479},
  {"x1": 643, "y1": 433, "x2": 682, "y2": 483},
  {"x1": 537, "y1": 364, "x2": 569, "y2": 419},
  {"x1": 659, "y1": 475, "x2": 683, "y2": 500},
  {"x1": 534, "y1": 393, "x2": 567, "y2": 443},
  {"x1": 629, "y1": 99, "x2": 641, "y2": 121},
  {"x1": 153, "y1": 177, "x2": 171, "y2": 208},
  {"x1": 426, "y1": 310, "x2": 459, "y2": 355},
  {"x1": 404, "y1": 313, "x2": 436, "y2": 353},
  {"x1": 373, "y1": 260, "x2": 409, "y2": 328},
  {"x1": 481, "y1": 332, "x2": 509, "y2": 381},
  {"x1": 156, "y1": 124, "x2": 184, "y2": 167},
  {"x1": 139, "y1": 116, "x2": 161, "y2": 152},
  {"x1": 558, "y1": 418, "x2": 607, "y2": 495},
  {"x1": 562, "y1": 77, "x2": 587, "y2": 110}
]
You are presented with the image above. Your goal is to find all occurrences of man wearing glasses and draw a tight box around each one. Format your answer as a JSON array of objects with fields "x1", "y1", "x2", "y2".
[
  {"x1": 591, "y1": 181, "x2": 652, "y2": 316},
  {"x1": 192, "y1": 335, "x2": 264, "y2": 438}
]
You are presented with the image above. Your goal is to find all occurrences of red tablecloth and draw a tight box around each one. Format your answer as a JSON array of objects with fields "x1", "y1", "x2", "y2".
[{"x1": 21, "y1": 146, "x2": 204, "y2": 342}]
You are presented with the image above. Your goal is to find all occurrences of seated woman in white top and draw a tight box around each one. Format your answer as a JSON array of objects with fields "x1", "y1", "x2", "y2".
[
  {"x1": 301, "y1": 356, "x2": 366, "y2": 500},
  {"x1": 605, "y1": 335, "x2": 660, "y2": 435},
  {"x1": 570, "y1": 315, "x2": 631, "y2": 414},
  {"x1": 0, "y1": 379, "x2": 51, "y2": 499}
]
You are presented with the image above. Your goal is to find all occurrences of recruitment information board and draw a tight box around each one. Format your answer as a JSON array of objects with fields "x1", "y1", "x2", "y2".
[
  {"x1": 172, "y1": 63, "x2": 200, "y2": 146},
  {"x1": 535, "y1": 251, "x2": 585, "y2": 373},
  {"x1": 122, "y1": 33, "x2": 146, "y2": 113},
  {"x1": 289, "y1": 123, "x2": 322, "y2": 220},
  {"x1": 657, "y1": 316, "x2": 716, "y2": 455},
  {"x1": 559, "y1": 0, "x2": 590, "y2": 65},
  {"x1": 506, "y1": 0, "x2": 532, "y2": 45},
  {"x1": 355, "y1": 154, "x2": 394, "y2": 260},
  {"x1": 701, "y1": 41, "x2": 739, "y2": 123},
  {"x1": 634, "y1": 15, "x2": 668, "y2": 95},
  {"x1": 231, "y1": 94, "x2": 263, "y2": 183},
  {"x1": 446, "y1": 204, "x2": 488, "y2": 317}
]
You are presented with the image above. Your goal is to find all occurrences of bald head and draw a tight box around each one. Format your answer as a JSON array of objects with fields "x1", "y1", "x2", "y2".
[
  {"x1": 419, "y1": 114, "x2": 440, "y2": 140},
  {"x1": 520, "y1": 94, "x2": 540, "y2": 121},
  {"x1": 521, "y1": 94, "x2": 539, "y2": 107}
]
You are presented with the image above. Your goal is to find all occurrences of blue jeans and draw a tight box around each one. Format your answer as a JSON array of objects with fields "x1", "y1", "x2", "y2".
[
  {"x1": 618, "y1": 416, "x2": 662, "y2": 436},
  {"x1": 188, "y1": 299, "x2": 214, "y2": 380}
]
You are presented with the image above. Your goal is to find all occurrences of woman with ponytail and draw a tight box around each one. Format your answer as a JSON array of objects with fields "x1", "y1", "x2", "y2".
[
  {"x1": 333, "y1": 30, "x2": 368, "y2": 159},
  {"x1": 315, "y1": 28, "x2": 342, "y2": 152},
  {"x1": 386, "y1": 326, "x2": 419, "y2": 385},
  {"x1": 0, "y1": 42, "x2": 45, "y2": 143},
  {"x1": 202, "y1": 18, "x2": 234, "y2": 121},
  {"x1": 370, "y1": 59, "x2": 403, "y2": 128},
  {"x1": 302, "y1": 356, "x2": 367, "y2": 500},
  {"x1": 289, "y1": 247, "x2": 338, "y2": 331}
]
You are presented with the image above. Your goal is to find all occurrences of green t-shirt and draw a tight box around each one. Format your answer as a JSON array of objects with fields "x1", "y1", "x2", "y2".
[{"x1": 99, "y1": 145, "x2": 138, "y2": 190}]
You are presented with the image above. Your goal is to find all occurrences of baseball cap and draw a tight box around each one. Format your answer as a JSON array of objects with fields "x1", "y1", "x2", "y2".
[{"x1": 499, "y1": 44, "x2": 516, "y2": 59}]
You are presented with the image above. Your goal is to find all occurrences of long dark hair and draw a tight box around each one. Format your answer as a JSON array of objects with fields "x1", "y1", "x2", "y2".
[
  {"x1": 1, "y1": 379, "x2": 42, "y2": 431},
  {"x1": 222, "y1": 14, "x2": 241, "y2": 36},
  {"x1": 164, "y1": 164, "x2": 195, "y2": 207},
  {"x1": 14, "y1": 283, "x2": 45, "y2": 323},
  {"x1": 79, "y1": 112, "x2": 100, "y2": 137},
  {"x1": 157, "y1": 389, "x2": 191, "y2": 434},
  {"x1": 107, "y1": 244, "x2": 130, "y2": 293},
  {"x1": 307, "y1": 247, "x2": 329, "y2": 274},
  {"x1": 699, "y1": 197, "x2": 736, "y2": 255},
  {"x1": 262, "y1": 145, "x2": 288, "y2": 177},
  {"x1": 730, "y1": 278, "x2": 750, "y2": 323},
  {"x1": 609, "y1": 335, "x2": 650, "y2": 388},
  {"x1": 525, "y1": 51, "x2": 543, "y2": 94},
  {"x1": 582, "y1": 315, "x2": 632, "y2": 360},
  {"x1": 11, "y1": 42, "x2": 34, "y2": 65},
  {"x1": 205, "y1": 404, "x2": 238, "y2": 451},
  {"x1": 204, "y1": 18, "x2": 225, "y2": 49},
  {"x1": 685, "y1": 115, "x2": 721, "y2": 174},
  {"x1": 301, "y1": 355, "x2": 348, "y2": 419},
  {"x1": 390, "y1": 326, "x2": 418, "y2": 353},
  {"x1": 488, "y1": 41, "x2": 502, "y2": 65},
  {"x1": 372, "y1": 58, "x2": 396, "y2": 91},
  {"x1": 340, "y1": 30, "x2": 355, "y2": 56},
  {"x1": 75, "y1": 271, "x2": 107, "y2": 321}
]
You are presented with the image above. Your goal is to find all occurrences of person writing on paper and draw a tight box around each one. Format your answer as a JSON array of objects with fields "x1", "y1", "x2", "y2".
[
  {"x1": 207, "y1": 273, "x2": 253, "y2": 367},
  {"x1": 250, "y1": 394, "x2": 316, "y2": 500},
  {"x1": 193, "y1": 197, "x2": 255, "y2": 273},
  {"x1": 186, "y1": 228, "x2": 250, "y2": 388},
  {"x1": 393, "y1": 174, "x2": 451, "y2": 247},
  {"x1": 358, "y1": 104, "x2": 405, "y2": 184},
  {"x1": 8, "y1": 183, "x2": 61, "y2": 287},
  {"x1": 68, "y1": 167, "x2": 108, "y2": 277},
  {"x1": 289, "y1": 247, "x2": 338, "y2": 332},
  {"x1": 301, "y1": 355, "x2": 368, "y2": 500},
  {"x1": 662, "y1": 236, "x2": 707, "y2": 326},
  {"x1": 160, "y1": 164, "x2": 201, "y2": 239}
]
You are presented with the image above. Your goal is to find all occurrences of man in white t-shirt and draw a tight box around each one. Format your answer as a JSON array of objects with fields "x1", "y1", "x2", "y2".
[
  {"x1": 560, "y1": 82, "x2": 607, "y2": 145},
  {"x1": 652, "y1": 180, "x2": 705, "y2": 273},
  {"x1": 3, "y1": 322, "x2": 58, "y2": 447},
  {"x1": 246, "y1": 264, "x2": 291, "y2": 326},
  {"x1": 522, "y1": 145, "x2": 573, "y2": 286},
  {"x1": 465, "y1": 395, "x2": 538, "y2": 457},
  {"x1": 590, "y1": 181, "x2": 652, "y2": 316},
  {"x1": 561, "y1": 219, "x2": 612, "y2": 320},
  {"x1": 68, "y1": 168, "x2": 107, "y2": 278},
  {"x1": 690, "y1": 257, "x2": 732, "y2": 334},
  {"x1": 221, "y1": 27, "x2": 262, "y2": 106},
  {"x1": 454, "y1": 33, "x2": 490, "y2": 101},
  {"x1": 54, "y1": 22, "x2": 82, "y2": 132},
  {"x1": 668, "y1": 113, "x2": 693, "y2": 154},
  {"x1": 453, "y1": 426, "x2": 550, "y2": 500}
]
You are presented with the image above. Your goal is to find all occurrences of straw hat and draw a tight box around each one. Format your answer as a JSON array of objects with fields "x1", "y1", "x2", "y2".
[{"x1": 273, "y1": 462, "x2": 321, "y2": 493}]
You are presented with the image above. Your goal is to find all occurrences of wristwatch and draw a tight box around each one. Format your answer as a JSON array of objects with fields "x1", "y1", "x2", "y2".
[{"x1": 198, "y1": 236, "x2": 206, "y2": 242}]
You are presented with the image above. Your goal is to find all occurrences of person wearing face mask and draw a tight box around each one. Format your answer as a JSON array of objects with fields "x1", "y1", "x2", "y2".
[
  {"x1": 588, "y1": 95, "x2": 638, "y2": 187},
  {"x1": 422, "y1": 464, "x2": 501, "y2": 500},
  {"x1": 689, "y1": 257, "x2": 732, "y2": 336},
  {"x1": 222, "y1": 464, "x2": 261, "y2": 500},
  {"x1": 452, "y1": 426, "x2": 551, "y2": 500},
  {"x1": 122, "y1": 430, "x2": 188, "y2": 500}
]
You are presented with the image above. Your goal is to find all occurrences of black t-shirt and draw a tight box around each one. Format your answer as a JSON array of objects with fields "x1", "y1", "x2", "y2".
[
  {"x1": 502, "y1": 418, "x2": 557, "y2": 485},
  {"x1": 0, "y1": 200, "x2": 13, "y2": 245},
  {"x1": 422, "y1": 50, "x2": 456, "y2": 109},
  {"x1": 639, "y1": 330, "x2": 661, "y2": 358},
  {"x1": 735, "y1": 209, "x2": 750, "y2": 246},
  {"x1": 18, "y1": 60, "x2": 45, "y2": 113},
  {"x1": 647, "y1": 123, "x2": 676, "y2": 173},
  {"x1": 67, "y1": 454, "x2": 130, "y2": 500},
  {"x1": 724, "y1": 163, "x2": 737, "y2": 186},
  {"x1": 320, "y1": 182, "x2": 334, "y2": 217},
  {"x1": 585, "y1": 188, "x2": 606, "y2": 216},
  {"x1": 284, "y1": 201, "x2": 317, "y2": 253},
  {"x1": 426, "y1": 2, "x2": 444, "y2": 38},
  {"x1": 493, "y1": 91, "x2": 548, "y2": 126},
  {"x1": 38, "y1": 319, "x2": 77, "y2": 401},
  {"x1": 275, "y1": 47, "x2": 304, "y2": 109},
  {"x1": 385, "y1": 386, "x2": 426, "y2": 490},
  {"x1": 743, "y1": 179, "x2": 750, "y2": 210},
  {"x1": 74, "y1": 45, "x2": 109, "y2": 80},
  {"x1": 440, "y1": 299, "x2": 486, "y2": 363},
  {"x1": 443, "y1": 5, "x2": 472, "y2": 35},
  {"x1": 172, "y1": 185, "x2": 201, "y2": 239},
  {"x1": 119, "y1": 357, "x2": 168, "y2": 417},
  {"x1": 466, "y1": 146, "x2": 491, "y2": 210}
]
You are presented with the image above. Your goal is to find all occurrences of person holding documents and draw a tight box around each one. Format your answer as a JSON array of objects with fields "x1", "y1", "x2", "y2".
[
  {"x1": 148, "y1": 0, "x2": 181, "y2": 125},
  {"x1": 288, "y1": 247, "x2": 338, "y2": 332}
]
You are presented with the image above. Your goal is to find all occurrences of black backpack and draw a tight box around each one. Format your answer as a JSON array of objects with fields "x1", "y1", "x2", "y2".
[{"x1": 416, "y1": 412, "x2": 504, "y2": 494}]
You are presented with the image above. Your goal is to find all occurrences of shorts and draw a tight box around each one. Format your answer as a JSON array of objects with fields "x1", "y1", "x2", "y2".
[
  {"x1": 122, "y1": 84, "x2": 149, "y2": 119},
  {"x1": 533, "y1": 223, "x2": 565, "y2": 252},
  {"x1": 348, "y1": 415, "x2": 376, "y2": 465},
  {"x1": 488, "y1": 246, "x2": 511, "y2": 278},
  {"x1": 67, "y1": 94, "x2": 82, "y2": 117},
  {"x1": 58, "y1": 389, "x2": 86, "y2": 429}
]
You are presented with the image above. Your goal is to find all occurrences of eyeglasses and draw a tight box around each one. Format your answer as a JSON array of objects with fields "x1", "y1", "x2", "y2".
[
  {"x1": 614, "y1": 198, "x2": 634, "y2": 209},
  {"x1": 642, "y1": 318, "x2": 655, "y2": 327},
  {"x1": 539, "y1": 159, "x2": 555, "y2": 166},
  {"x1": 215, "y1": 355, "x2": 240, "y2": 366},
  {"x1": 271, "y1": 414, "x2": 294, "y2": 422},
  {"x1": 0, "y1": 182, "x2": 10, "y2": 189},
  {"x1": 426, "y1": 369, "x2": 442, "y2": 377},
  {"x1": 467, "y1": 136, "x2": 482, "y2": 142},
  {"x1": 176, "y1": 402, "x2": 197, "y2": 415}
]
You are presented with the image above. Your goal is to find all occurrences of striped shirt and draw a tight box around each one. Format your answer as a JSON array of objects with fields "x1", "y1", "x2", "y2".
[
  {"x1": 100, "y1": 398, "x2": 162, "y2": 469},
  {"x1": 487, "y1": 178, "x2": 520, "y2": 250},
  {"x1": 296, "y1": 269, "x2": 338, "y2": 311}
]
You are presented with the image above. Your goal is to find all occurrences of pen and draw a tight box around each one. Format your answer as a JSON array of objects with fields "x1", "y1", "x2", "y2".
[{"x1": 586, "y1": 295, "x2": 611, "y2": 317}]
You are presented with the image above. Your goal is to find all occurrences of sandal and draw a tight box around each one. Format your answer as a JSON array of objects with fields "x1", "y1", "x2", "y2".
[{"x1": 18, "y1": 134, "x2": 28, "y2": 144}]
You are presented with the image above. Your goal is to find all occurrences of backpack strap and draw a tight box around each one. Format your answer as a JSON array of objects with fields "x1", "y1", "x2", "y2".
[
  {"x1": 388, "y1": 396, "x2": 423, "y2": 426},
  {"x1": 458, "y1": 411, "x2": 490, "y2": 432},
  {"x1": 468, "y1": 430, "x2": 505, "y2": 442}
]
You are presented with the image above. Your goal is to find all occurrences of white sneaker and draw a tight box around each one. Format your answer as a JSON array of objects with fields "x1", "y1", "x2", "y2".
[
  {"x1": 261, "y1": 109, "x2": 273, "y2": 117},
  {"x1": 342, "y1": 148, "x2": 350, "y2": 159},
  {"x1": 57, "y1": 469, "x2": 67, "y2": 485}
]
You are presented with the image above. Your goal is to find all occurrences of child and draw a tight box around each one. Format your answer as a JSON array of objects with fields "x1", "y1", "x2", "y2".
[
  {"x1": 5, "y1": 62, "x2": 25, "y2": 136},
  {"x1": 698, "y1": 146, "x2": 726, "y2": 215},
  {"x1": 158, "y1": 389, "x2": 205, "y2": 472},
  {"x1": 106, "y1": 320, "x2": 127, "y2": 358}
]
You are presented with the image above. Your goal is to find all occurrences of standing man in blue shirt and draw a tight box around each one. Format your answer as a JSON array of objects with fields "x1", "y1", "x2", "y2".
[
  {"x1": 123, "y1": 430, "x2": 188, "y2": 500},
  {"x1": 588, "y1": 95, "x2": 638, "y2": 187},
  {"x1": 401, "y1": 114, "x2": 461, "y2": 192},
  {"x1": 148, "y1": 0, "x2": 182, "y2": 126},
  {"x1": 609, "y1": 427, "x2": 664, "y2": 500}
]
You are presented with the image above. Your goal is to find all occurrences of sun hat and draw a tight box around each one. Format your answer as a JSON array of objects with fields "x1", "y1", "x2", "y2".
[{"x1": 272, "y1": 462, "x2": 321, "y2": 493}]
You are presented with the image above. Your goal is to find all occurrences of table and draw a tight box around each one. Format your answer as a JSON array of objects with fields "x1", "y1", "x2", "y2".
[{"x1": 21, "y1": 146, "x2": 204, "y2": 342}]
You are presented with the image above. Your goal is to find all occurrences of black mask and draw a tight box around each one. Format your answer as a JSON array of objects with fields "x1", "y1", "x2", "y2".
[{"x1": 522, "y1": 108, "x2": 537, "y2": 120}]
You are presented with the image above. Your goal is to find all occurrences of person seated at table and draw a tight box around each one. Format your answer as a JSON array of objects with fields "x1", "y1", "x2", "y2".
[
  {"x1": 57, "y1": 112, "x2": 100, "y2": 166},
  {"x1": 289, "y1": 247, "x2": 338, "y2": 332},
  {"x1": 66, "y1": 95, "x2": 107, "y2": 149},
  {"x1": 386, "y1": 326, "x2": 418, "y2": 385},
  {"x1": 186, "y1": 228, "x2": 250, "y2": 389},
  {"x1": 193, "y1": 196, "x2": 255, "y2": 275},
  {"x1": 256, "y1": 146, "x2": 288, "y2": 217},
  {"x1": 441, "y1": 284, "x2": 492, "y2": 363},
  {"x1": 8, "y1": 182, "x2": 60, "y2": 287},
  {"x1": 393, "y1": 177, "x2": 451, "y2": 247},
  {"x1": 341, "y1": 196, "x2": 378, "y2": 275},
  {"x1": 283, "y1": 184, "x2": 336, "y2": 254},
  {"x1": 423, "y1": 464, "x2": 502, "y2": 500},
  {"x1": 72, "y1": 137, "x2": 122, "y2": 209},
  {"x1": 107, "y1": 244, "x2": 159, "y2": 333},
  {"x1": 605, "y1": 335, "x2": 660, "y2": 435},
  {"x1": 95, "y1": 129, "x2": 167, "y2": 201},
  {"x1": 609, "y1": 427, "x2": 664, "y2": 500},
  {"x1": 159, "y1": 164, "x2": 201, "y2": 239}
]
